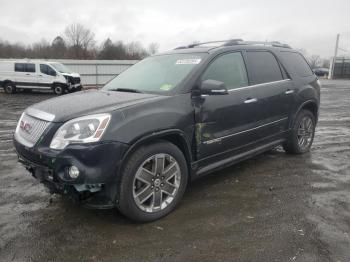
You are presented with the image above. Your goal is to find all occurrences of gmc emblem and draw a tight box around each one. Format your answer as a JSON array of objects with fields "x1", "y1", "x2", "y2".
[{"x1": 20, "y1": 120, "x2": 32, "y2": 134}]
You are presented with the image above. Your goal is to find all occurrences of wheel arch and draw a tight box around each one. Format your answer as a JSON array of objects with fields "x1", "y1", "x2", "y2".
[
  {"x1": 52, "y1": 81, "x2": 67, "y2": 88},
  {"x1": 292, "y1": 100, "x2": 319, "y2": 127},
  {"x1": 2, "y1": 79, "x2": 15, "y2": 87},
  {"x1": 118, "y1": 129, "x2": 193, "y2": 179}
]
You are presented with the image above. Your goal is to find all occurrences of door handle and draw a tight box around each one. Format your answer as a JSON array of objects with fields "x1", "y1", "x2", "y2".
[
  {"x1": 244, "y1": 98, "x2": 258, "y2": 104},
  {"x1": 285, "y1": 89, "x2": 294, "y2": 94},
  {"x1": 26, "y1": 73, "x2": 30, "y2": 76}
]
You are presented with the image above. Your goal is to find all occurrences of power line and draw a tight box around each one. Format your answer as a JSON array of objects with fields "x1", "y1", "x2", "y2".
[{"x1": 338, "y1": 47, "x2": 350, "y2": 54}]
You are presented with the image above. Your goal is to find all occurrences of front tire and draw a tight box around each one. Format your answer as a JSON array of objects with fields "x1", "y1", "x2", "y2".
[
  {"x1": 117, "y1": 141, "x2": 188, "y2": 222},
  {"x1": 283, "y1": 110, "x2": 316, "y2": 154},
  {"x1": 53, "y1": 84, "x2": 65, "y2": 95}
]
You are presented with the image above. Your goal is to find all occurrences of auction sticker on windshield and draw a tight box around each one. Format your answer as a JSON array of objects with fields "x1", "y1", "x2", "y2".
[{"x1": 175, "y1": 58, "x2": 201, "y2": 65}]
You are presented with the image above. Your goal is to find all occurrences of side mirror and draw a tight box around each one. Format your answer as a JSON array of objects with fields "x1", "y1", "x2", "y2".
[{"x1": 201, "y1": 79, "x2": 228, "y2": 95}]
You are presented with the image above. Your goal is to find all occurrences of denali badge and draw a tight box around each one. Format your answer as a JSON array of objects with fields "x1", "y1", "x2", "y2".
[{"x1": 20, "y1": 120, "x2": 32, "y2": 134}]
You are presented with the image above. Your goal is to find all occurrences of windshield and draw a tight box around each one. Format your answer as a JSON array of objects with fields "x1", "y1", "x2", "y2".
[
  {"x1": 49, "y1": 63, "x2": 73, "y2": 73},
  {"x1": 103, "y1": 53, "x2": 206, "y2": 93}
]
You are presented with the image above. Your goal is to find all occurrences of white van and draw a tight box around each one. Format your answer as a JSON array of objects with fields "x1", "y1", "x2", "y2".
[{"x1": 0, "y1": 60, "x2": 82, "y2": 95}]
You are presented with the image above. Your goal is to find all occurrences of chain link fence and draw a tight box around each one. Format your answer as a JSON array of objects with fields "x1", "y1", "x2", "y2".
[{"x1": 334, "y1": 57, "x2": 350, "y2": 79}]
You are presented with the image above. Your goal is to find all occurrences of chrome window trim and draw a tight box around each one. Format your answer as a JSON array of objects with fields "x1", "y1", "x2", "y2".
[
  {"x1": 26, "y1": 107, "x2": 55, "y2": 122},
  {"x1": 203, "y1": 117, "x2": 288, "y2": 145},
  {"x1": 228, "y1": 79, "x2": 292, "y2": 92}
]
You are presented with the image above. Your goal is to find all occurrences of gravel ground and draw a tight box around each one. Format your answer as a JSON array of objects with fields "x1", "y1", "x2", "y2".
[{"x1": 0, "y1": 80, "x2": 349, "y2": 262}]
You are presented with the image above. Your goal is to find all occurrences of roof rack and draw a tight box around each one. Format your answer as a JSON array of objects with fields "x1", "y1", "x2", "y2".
[
  {"x1": 174, "y1": 39, "x2": 291, "y2": 50},
  {"x1": 174, "y1": 39, "x2": 243, "y2": 49},
  {"x1": 238, "y1": 40, "x2": 292, "y2": 49}
]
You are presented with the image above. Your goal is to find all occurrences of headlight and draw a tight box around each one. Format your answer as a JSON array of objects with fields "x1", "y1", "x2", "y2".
[
  {"x1": 50, "y1": 114, "x2": 111, "y2": 150},
  {"x1": 63, "y1": 75, "x2": 69, "y2": 82}
]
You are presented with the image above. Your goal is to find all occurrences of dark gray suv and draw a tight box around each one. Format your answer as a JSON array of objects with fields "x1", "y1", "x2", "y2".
[{"x1": 13, "y1": 40, "x2": 320, "y2": 222}]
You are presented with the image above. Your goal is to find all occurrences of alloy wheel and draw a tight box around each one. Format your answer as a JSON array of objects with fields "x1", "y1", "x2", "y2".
[
  {"x1": 297, "y1": 116, "x2": 314, "y2": 150},
  {"x1": 133, "y1": 153, "x2": 181, "y2": 213}
]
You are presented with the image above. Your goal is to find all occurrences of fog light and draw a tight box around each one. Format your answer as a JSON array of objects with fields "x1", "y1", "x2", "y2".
[{"x1": 68, "y1": 166, "x2": 80, "y2": 179}]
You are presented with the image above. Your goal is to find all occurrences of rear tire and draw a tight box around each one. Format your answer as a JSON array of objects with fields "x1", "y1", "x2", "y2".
[
  {"x1": 283, "y1": 110, "x2": 316, "y2": 154},
  {"x1": 117, "y1": 141, "x2": 188, "y2": 222},
  {"x1": 53, "y1": 84, "x2": 65, "y2": 95},
  {"x1": 4, "y1": 82, "x2": 16, "y2": 94}
]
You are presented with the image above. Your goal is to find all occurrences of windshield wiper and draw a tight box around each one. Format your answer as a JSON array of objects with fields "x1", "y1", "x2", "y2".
[{"x1": 110, "y1": 88, "x2": 142, "y2": 93}]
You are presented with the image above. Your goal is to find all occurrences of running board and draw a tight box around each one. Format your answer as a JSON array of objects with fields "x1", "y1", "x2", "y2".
[{"x1": 195, "y1": 139, "x2": 284, "y2": 177}]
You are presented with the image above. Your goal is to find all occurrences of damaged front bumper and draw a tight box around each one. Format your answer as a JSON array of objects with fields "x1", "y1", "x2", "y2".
[{"x1": 14, "y1": 139, "x2": 129, "y2": 209}]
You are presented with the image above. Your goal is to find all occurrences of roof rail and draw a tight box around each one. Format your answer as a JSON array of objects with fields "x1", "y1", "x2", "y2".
[
  {"x1": 237, "y1": 40, "x2": 291, "y2": 49},
  {"x1": 174, "y1": 39, "x2": 243, "y2": 49},
  {"x1": 174, "y1": 39, "x2": 291, "y2": 50},
  {"x1": 187, "y1": 39, "x2": 243, "y2": 48}
]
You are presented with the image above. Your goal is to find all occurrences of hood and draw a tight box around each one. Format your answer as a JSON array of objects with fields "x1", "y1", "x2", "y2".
[
  {"x1": 27, "y1": 90, "x2": 164, "y2": 122},
  {"x1": 62, "y1": 72, "x2": 80, "y2": 77}
]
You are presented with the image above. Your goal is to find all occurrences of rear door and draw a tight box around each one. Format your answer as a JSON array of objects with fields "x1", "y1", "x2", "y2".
[
  {"x1": 14, "y1": 63, "x2": 38, "y2": 88},
  {"x1": 243, "y1": 50, "x2": 294, "y2": 140}
]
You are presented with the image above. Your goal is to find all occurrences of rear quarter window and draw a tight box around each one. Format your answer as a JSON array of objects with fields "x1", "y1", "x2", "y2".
[
  {"x1": 280, "y1": 52, "x2": 314, "y2": 77},
  {"x1": 245, "y1": 51, "x2": 283, "y2": 85}
]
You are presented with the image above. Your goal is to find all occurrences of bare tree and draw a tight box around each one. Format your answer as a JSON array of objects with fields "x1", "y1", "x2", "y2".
[
  {"x1": 321, "y1": 59, "x2": 330, "y2": 69},
  {"x1": 64, "y1": 23, "x2": 95, "y2": 49},
  {"x1": 308, "y1": 55, "x2": 321, "y2": 69},
  {"x1": 126, "y1": 41, "x2": 148, "y2": 59},
  {"x1": 64, "y1": 23, "x2": 95, "y2": 58},
  {"x1": 31, "y1": 39, "x2": 51, "y2": 58},
  {"x1": 148, "y1": 42, "x2": 159, "y2": 55},
  {"x1": 51, "y1": 36, "x2": 67, "y2": 58},
  {"x1": 0, "y1": 25, "x2": 156, "y2": 60}
]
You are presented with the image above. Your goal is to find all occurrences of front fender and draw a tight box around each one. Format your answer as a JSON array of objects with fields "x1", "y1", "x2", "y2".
[{"x1": 105, "y1": 94, "x2": 195, "y2": 145}]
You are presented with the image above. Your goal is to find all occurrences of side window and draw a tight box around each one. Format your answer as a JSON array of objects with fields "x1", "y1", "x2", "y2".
[
  {"x1": 246, "y1": 51, "x2": 283, "y2": 85},
  {"x1": 26, "y1": 63, "x2": 36, "y2": 73},
  {"x1": 40, "y1": 64, "x2": 56, "y2": 76},
  {"x1": 201, "y1": 52, "x2": 248, "y2": 89},
  {"x1": 280, "y1": 52, "x2": 314, "y2": 77},
  {"x1": 15, "y1": 63, "x2": 26, "y2": 72}
]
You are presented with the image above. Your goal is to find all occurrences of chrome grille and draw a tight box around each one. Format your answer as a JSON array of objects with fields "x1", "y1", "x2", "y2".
[
  {"x1": 15, "y1": 113, "x2": 50, "y2": 147},
  {"x1": 73, "y1": 77, "x2": 81, "y2": 84}
]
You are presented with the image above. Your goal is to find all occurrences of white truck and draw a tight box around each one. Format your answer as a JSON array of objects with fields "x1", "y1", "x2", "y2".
[{"x1": 0, "y1": 60, "x2": 82, "y2": 95}]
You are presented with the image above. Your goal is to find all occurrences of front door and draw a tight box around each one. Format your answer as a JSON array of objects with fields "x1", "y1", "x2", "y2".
[
  {"x1": 37, "y1": 64, "x2": 57, "y2": 89},
  {"x1": 196, "y1": 52, "x2": 262, "y2": 161}
]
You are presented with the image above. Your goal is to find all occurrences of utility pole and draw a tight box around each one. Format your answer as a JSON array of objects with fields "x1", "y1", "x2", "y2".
[{"x1": 329, "y1": 34, "x2": 340, "y2": 79}]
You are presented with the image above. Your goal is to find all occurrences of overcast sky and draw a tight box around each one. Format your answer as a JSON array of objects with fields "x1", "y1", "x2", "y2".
[{"x1": 1, "y1": 0, "x2": 350, "y2": 58}]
